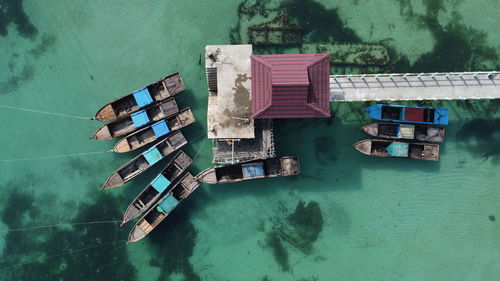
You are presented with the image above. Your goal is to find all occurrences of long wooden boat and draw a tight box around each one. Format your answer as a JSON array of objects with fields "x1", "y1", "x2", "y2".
[
  {"x1": 354, "y1": 139, "x2": 439, "y2": 161},
  {"x1": 362, "y1": 122, "x2": 445, "y2": 142},
  {"x1": 121, "y1": 150, "x2": 192, "y2": 225},
  {"x1": 93, "y1": 72, "x2": 185, "y2": 121},
  {"x1": 364, "y1": 104, "x2": 448, "y2": 125},
  {"x1": 91, "y1": 98, "x2": 178, "y2": 140},
  {"x1": 128, "y1": 172, "x2": 199, "y2": 242},
  {"x1": 102, "y1": 131, "x2": 187, "y2": 189},
  {"x1": 112, "y1": 108, "x2": 195, "y2": 153},
  {"x1": 195, "y1": 156, "x2": 300, "y2": 184}
]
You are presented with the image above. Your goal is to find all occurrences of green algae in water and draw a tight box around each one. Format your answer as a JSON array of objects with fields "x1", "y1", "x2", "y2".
[
  {"x1": 265, "y1": 230, "x2": 290, "y2": 271},
  {"x1": 0, "y1": 188, "x2": 136, "y2": 281},
  {"x1": 0, "y1": 0, "x2": 38, "y2": 38},
  {"x1": 281, "y1": 0, "x2": 361, "y2": 43},
  {"x1": 0, "y1": 0, "x2": 499, "y2": 280},
  {"x1": 286, "y1": 200, "x2": 323, "y2": 253}
]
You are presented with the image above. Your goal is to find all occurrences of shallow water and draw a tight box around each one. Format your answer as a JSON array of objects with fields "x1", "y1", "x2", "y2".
[{"x1": 0, "y1": 0, "x2": 499, "y2": 280}]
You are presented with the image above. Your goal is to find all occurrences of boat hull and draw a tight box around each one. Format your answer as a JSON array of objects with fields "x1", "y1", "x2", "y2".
[
  {"x1": 354, "y1": 139, "x2": 439, "y2": 161},
  {"x1": 102, "y1": 131, "x2": 187, "y2": 189},
  {"x1": 91, "y1": 98, "x2": 179, "y2": 140},
  {"x1": 128, "y1": 173, "x2": 199, "y2": 242},
  {"x1": 112, "y1": 108, "x2": 195, "y2": 153},
  {"x1": 121, "y1": 150, "x2": 193, "y2": 225},
  {"x1": 195, "y1": 156, "x2": 300, "y2": 184},
  {"x1": 361, "y1": 122, "x2": 445, "y2": 142},
  {"x1": 93, "y1": 72, "x2": 185, "y2": 121},
  {"x1": 364, "y1": 104, "x2": 448, "y2": 125}
]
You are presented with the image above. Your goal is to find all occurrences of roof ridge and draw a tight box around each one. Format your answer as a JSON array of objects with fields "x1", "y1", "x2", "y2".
[
  {"x1": 251, "y1": 102, "x2": 273, "y2": 118},
  {"x1": 250, "y1": 55, "x2": 273, "y2": 68},
  {"x1": 307, "y1": 102, "x2": 331, "y2": 117},
  {"x1": 307, "y1": 53, "x2": 331, "y2": 68}
]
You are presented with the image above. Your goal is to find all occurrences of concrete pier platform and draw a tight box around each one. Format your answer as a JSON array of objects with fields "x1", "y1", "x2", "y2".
[
  {"x1": 330, "y1": 72, "x2": 499, "y2": 102},
  {"x1": 205, "y1": 45, "x2": 254, "y2": 139}
]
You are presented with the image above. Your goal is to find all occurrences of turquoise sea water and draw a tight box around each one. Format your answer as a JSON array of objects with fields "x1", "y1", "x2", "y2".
[{"x1": 0, "y1": 0, "x2": 499, "y2": 280}]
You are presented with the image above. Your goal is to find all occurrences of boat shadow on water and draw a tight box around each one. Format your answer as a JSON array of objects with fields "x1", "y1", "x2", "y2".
[
  {"x1": 175, "y1": 88, "x2": 200, "y2": 111},
  {"x1": 455, "y1": 118, "x2": 500, "y2": 164}
]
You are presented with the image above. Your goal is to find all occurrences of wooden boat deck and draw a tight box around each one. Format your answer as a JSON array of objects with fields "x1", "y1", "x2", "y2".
[
  {"x1": 122, "y1": 151, "x2": 192, "y2": 224},
  {"x1": 354, "y1": 139, "x2": 439, "y2": 161},
  {"x1": 102, "y1": 131, "x2": 187, "y2": 189},
  {"x1": 94, "y1": 72, "x2": 185, "y2": 121},
  {"x1": 91, "y1": 99, "x2": 179, "y2": 140},
  {"x1": 362, "y1": 122, "x2": 445, "y2": 142},
  {"x1": 113, "y1": 108, "x2": 195, "y2": 153},
  {"x1": 196, "y1": 156, "x2": 300, "y2": 184},
  {"x1": 128, "y1": 173, "x2": 199, "y2": 242}
]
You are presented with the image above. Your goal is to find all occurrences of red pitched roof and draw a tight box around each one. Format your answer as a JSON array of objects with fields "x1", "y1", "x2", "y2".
[{"x1": 251, "y1": 53, "x2": 331, "y2": 119}]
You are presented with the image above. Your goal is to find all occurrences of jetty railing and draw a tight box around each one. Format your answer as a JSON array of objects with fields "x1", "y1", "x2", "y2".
[{"x1": 330, "y1": 71, "x2": 499, "y2": 102}]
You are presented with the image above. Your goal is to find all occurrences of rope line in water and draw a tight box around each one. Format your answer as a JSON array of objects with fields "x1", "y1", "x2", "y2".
[
  {"x1": 6, "y1": 220, "x2": 122, "y2": 232},
  {"x1": 0, "y1": 150, "x2": 110, "y2": 162},
  {"x1": 192, "y1": 137, "x2": 208, "y2": 162},
  {"x1": 0, "y1": 105, "x2": 90, "y2": 120}
]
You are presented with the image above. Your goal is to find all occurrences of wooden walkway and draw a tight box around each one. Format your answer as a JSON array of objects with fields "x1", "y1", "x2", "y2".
[{"x1": 330, "y1": 71, "x2": 499, "y2": 102}]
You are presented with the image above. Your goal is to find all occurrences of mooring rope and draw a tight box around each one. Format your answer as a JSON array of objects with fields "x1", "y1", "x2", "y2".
[
  {"x1": 6, "y1": 220, "x2": 122, "y2": 232},
  {"x1": 191, "y1": 137, "x2": 208, "y2": 163},
  {"x1": 0, "y1": 151, "x2": 110, "y2": 162},
  {"x1": 0, "y1": 105, "x2": 91, "y2": 120}
]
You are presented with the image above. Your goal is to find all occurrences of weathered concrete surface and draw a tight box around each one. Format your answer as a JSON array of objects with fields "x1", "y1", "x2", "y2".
[
  {"x1": 330, "y1": 72, "x2": 499, "y2": 102},
  {"x1": 205, "y1": 45, "x2": 254, "y2": 139}
]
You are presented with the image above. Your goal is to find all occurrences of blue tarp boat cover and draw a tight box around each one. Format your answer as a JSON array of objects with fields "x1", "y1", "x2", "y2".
[
  {"x1": 131, "y1": 110, "x2": 150, "y2": 128},
  {"x1": 143, "y1": 147, "x2": 163, "y2": 166},
  {"x1": 242, "y1": 163, "x2": 265, "y2": 179},
  {"x1": 151, "y1": 174, "x2": 171, "y2": 193},
  {"x1": 152, "y1": 120, "x2": 170, "y2": 137},
  {"x1": 387, "y1": 142, "x2": 409, "y2": 157},
  {"x1": 157, "y1": 193, "x2": 179, "y2": 213},
  {"x1": 132, "y1": 88, "x2": 154, "y2": 108}
]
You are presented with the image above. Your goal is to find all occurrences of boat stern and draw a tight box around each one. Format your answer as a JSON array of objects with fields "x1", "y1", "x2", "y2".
[
  {"x1": 353, "y1": 140, "x2": 372, "y2": 155},
  {"x1": 280, "y1": 156, "x2": 300, "y2": 176}
]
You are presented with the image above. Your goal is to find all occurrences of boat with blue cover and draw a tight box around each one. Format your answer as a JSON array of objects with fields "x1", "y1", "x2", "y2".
[
  {"x1": 102, "y1": 131, "x2": 187, "y2": 189},
  {"x1": 93, "y1": 72, "x2": 185, "y2": 121},
  {"x1": 364, "y1": 104, "x2": 448, "y2": 125},
  {"x1": 91, "y1": 98, "x2": 179, "y2": 140},
  {"x1": 121, "y1": 150, "x2": 192, "y2": 225},
  {"x1": 354, "y1": 139, "x2": 439, "y2": 161},
  {"x1": 195, "y1": 156, "x2": 300, "y2": 184},
  {"x1": 112, "y1": 108, "x2": 195, "y2": 153},
  {"x1": 362, "y1": 122, "x2": 445, "y2": 142},
  {"x1": 128, "y1": 172, "x2": 199, "y2": 242}
]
